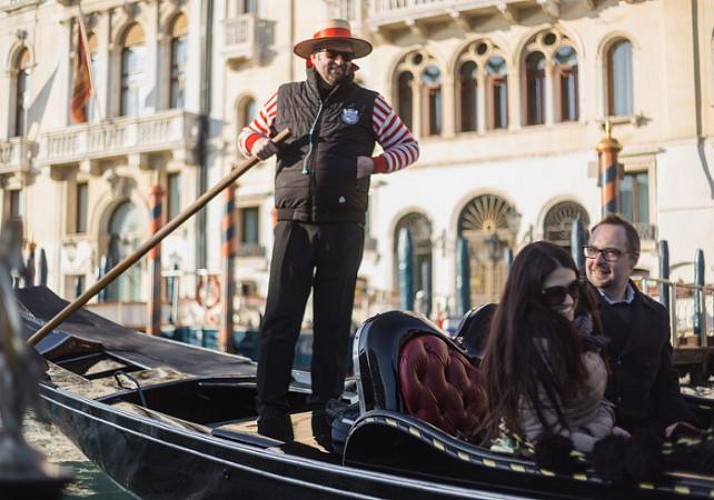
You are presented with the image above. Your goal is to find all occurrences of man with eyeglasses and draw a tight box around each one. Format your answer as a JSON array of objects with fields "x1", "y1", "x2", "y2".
[
  {"x1": 238, "y1": 19, "x2": 419, "y2": 441},
  {"x1": 585, "y1": 214, "x2": 699, "y2": 438}
]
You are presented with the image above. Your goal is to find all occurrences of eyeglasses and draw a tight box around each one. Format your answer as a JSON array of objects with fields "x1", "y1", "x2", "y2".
[
  {"x1": 541, "y1": 279, "x2": 582, "y2": 307},
  {"x1": 317, "y1": 48, "x2": 354, "y2": 62},
  {"x1": 583, "y1": 245, "x2": 627, "y2": 262}
]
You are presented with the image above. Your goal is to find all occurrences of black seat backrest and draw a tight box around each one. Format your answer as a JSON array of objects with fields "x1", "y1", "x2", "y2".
[
  {"x1": 353, "y1": 310, "x2": 486, "y2": 436},
  {"x1": 454, "y1": 303, "x2": 497, "y2": 361}
]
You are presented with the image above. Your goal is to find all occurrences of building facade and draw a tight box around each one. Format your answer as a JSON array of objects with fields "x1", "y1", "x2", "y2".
[{"x1": 1, "y1": 0, "x2": 713, "y2": 330}]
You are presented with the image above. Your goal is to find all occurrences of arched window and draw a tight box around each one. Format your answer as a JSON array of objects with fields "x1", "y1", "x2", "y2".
[
  {"x1": 458, "y1": 194, "x2": 520, "y2": 304},
  {"x1": 120, "y1": 23, "x2": 146, "y2": 117},
  {"x1": 455, "y1": 40, "x2": 508, "y2": 133},
  {"x1": 458, "y1": 61, "x2": 477, "y2": 132},
  {"x1": 543, "y1": 201, "x2": 590, "y2": 252},
  {"x1": 421, "y1": 64, "x2": 442, "y2": 136},
  {"x1": 607, "y1": 39, "x2": 633, "y2": 116},
  {"x1": 397, "y1": 71, "x2": 414, "y2": 130},
  {"x1": 394, "y1": 50, "x2": 442, "y2": 137},
  {"x1": 169, "y1": 15, "x2": 188, "y2": 109},
  {"x1": 486, "y1": 55, "x2": 508, "y2": 130},
  {"x1": 393, "y1": 213, "x2": 432, "y2": 309},
  {"x1": 236, "y1": 96, "x2": 256, "y2": 129},
  {"x1": 522, "y1": 30, "x2": 580, "y2": 127},
  {"x1": 554, "y1": 45, "x2": 578, "y2": 122},
  {"x1": 106, "y1": 201, "x2": 142, "y2": 301},
  {"x1": 14, "y1": 49, "x2": 31, "y2": 137},
  {"x1": 525, "y1": 51, "x2": 546, "y2": 125}
]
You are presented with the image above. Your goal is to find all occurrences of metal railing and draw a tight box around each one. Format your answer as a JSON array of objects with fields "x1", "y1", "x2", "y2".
[{"x1": 636, "y1": 276, "x2": 714, "y2": 347}]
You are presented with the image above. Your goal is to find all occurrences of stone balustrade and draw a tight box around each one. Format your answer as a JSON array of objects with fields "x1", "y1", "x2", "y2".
[
  {"x1": 40, "y1": 110, "x2": 200, "y2": 166},
  {"x1": 0, "y1": 137, "x2": 36, "y2": 176},
  {"x1": 0, "y1": 0, "x2": 40, "y2": 13},
  {"x1": 369, "y1": 0, "x2": 561, "y2": 29},
  {"x1": 223, "y1": 13, "x2": 258, "y2": 63}
]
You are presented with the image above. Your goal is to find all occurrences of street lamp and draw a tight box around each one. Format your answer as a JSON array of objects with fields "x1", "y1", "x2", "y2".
[{"x1": 484, "y1": 232, "x2": 502, "y2": 262}]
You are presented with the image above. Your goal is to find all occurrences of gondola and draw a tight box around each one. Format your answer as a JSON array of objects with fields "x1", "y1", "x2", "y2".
[{"x1": 19, "y1": 286, "x2": 714, "y2": 499}]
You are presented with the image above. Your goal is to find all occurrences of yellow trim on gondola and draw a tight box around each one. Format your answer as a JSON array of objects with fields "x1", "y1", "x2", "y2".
[
  {"x1": 709, "y1": 489, "x2": 714, "y2": 497},
  {"x1": 674, "y1": 486, "x2": 691, "y2": 495},
  {"x1": 457, "y1": 451, "x2": 471, "y2": 461},
  {"x1": 639, "y1": 483, "x2": 655, "y2": 490},
  {"x1": 365, "y1": 417, "x2": 375, "y2": 423},
  {"x1": 510, "y1": 464, "x2": 526, "y2": 472},
  {"x1": 540, "y1": 470, "x2": 555, "y2": 477},
  {"x1": 408, "y1": 426, "x2": 421, "y2": 438},
  {"x1": 483, "y1": 459, "x2": 497, "y2": 468},
  {"x1": 572, "y1": 473, "x2": 587, "y2": 481},
  {"x1": 385, "y1": 418, "x2": 398, "y2": 427},
  {"x1": 432, "y1": 439, "x2": 445, "y2": 451}
]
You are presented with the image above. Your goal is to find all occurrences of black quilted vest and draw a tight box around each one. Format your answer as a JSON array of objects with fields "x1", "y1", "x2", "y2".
[{"x1": 274, "y1": 68, "x2": 377, "y2": 224}]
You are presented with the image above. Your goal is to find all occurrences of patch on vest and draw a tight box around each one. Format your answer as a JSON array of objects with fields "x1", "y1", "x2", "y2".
[
  {"x1": 338, "y1": 196, "x2": 346, "y2": 203},
  {"x1": 341, "y1": 108, "x2": 359, "y2": 125}
]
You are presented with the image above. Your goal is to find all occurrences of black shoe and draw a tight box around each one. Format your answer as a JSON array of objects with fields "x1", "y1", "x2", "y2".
[
  {"x1": 257, "y1": 413, "x2": 294, "y2": 442},
  {"x1": 311, "y1": 410, "x2": 333, "y2": 450}
]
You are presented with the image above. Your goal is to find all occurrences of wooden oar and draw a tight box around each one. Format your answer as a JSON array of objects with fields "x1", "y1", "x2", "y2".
[{"x1": 27, "y1": 129, "x2": 291, "y2": 346}]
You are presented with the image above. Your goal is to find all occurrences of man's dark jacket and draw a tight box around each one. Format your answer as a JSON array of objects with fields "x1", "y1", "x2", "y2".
[
  {"x1": 598, "y1": 281, "x2": 699, "y2": 434},
  {"x1": 273, "y1": 67, "x2": 378, "y2": 224}
]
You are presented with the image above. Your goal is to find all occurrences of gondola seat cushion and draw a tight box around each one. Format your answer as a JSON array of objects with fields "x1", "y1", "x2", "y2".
[{"x1": 399, "y1": 334, "x2": 486, "y2": 436}]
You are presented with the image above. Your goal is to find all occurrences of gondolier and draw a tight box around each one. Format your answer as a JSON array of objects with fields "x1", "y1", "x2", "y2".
[{"x1": 238, "y1": 19, "x2": 419, "y2": 441}]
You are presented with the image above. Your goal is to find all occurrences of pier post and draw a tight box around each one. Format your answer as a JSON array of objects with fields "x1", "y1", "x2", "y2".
[
  {"x1": 456, "y1": 237, "x2": 471, "y2": 317},
  {"x1": 694, "y1": 249, "x2": 705, "y2": 343},
  {"x1": 219, "y1": 183, "x2": 236, "y2": 352},
  {"x1": 595, "y1": 121, "x2": 623, "y2": 216},
  {"x1": 147, "y1": 184, "x2": 164, "y2": 336}
]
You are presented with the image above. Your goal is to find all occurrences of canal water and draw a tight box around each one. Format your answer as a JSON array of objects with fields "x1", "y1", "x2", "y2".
[{"x1": 24, "y1": 415, "x2": 136, "y2": 499}]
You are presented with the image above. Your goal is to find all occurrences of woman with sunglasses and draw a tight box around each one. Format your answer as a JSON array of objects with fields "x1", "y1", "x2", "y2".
[{"x1": 480, "y1": 241, "x2": 617, "y2": 459}]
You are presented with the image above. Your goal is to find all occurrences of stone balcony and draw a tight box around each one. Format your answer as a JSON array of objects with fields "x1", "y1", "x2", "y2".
[
  {"x1": 40, "y1": 110, "x2": 200, "y2": 168},
  {"x1": 0, "y1": 137, "x2": 37, "y2": 178},
  {"x1": 223, "y1": 13, "x2": 260, "y2": 64},
  {"x1": 0, "y1": 0, "x2": 40, "y2": 12},
  {"x1": 367, "y1": 0, "x2": 567, "y2": 32}
]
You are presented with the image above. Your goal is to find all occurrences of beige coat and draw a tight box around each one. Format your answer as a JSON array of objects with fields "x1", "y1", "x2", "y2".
[{"x1": 519, "y1": 348, "x2": 614, "y2": 452}]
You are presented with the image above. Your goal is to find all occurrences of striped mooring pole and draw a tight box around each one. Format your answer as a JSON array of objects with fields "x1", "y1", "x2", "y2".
[
  {"x1": 219, "y1": 183, "x2": 236, "y2": 351},
  {"x1": 147, "y1": 184, "x2": 164, "y2": 336},
  {"x1": 595, "y1": 121, "x2": 623, "y2": 216}
]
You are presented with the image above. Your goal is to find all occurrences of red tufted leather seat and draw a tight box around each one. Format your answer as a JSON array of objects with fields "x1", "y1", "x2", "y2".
[{"x1": 398, "y1": 333, "x2": 486, "y2": 437}]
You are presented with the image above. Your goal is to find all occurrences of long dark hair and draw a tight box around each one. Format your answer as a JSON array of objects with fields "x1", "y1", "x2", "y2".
[{"x1": 480, "y1": 241, "x2": 591, "y2": 439}]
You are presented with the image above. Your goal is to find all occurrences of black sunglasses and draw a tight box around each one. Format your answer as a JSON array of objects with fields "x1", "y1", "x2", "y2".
[
  {"x1": 541, "y1": 279, "x2": 582, "y2": 307},
  {"x1": 318, "y1": 48, "x2": 354, "y2": 62}
]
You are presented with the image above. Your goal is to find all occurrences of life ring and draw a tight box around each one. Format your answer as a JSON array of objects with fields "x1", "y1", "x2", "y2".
[{"x1": 196, "y1": 275, "x2": 221, "y2": 309}]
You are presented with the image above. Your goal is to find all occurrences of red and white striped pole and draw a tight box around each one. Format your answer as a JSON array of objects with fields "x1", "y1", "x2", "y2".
[
  {"x1": 146, "y1": 184, "x2": 164, "y2": 336},
  {"x1": 219, "y1": 183, "x2": 236, "y2": 351},
  {"x1": 596, "y1": 121, "x2": 623, "y2": 216}
]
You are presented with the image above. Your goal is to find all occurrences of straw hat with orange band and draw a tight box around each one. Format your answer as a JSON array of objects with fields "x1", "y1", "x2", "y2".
[{"x1": 293, "y1": 19, "x2": 372, "y2": 60}]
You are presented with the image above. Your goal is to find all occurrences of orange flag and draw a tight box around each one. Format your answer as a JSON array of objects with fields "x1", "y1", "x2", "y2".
[{"x1": 70, "y1": 18, "x2": 92, "y2": 123}]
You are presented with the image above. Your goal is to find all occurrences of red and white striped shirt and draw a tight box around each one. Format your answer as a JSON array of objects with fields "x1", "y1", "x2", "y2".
[{"x1": 238, "y1": 93, "x2": 419, "y2": 174}]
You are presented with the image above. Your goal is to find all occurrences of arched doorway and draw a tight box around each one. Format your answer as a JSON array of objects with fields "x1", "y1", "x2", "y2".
[
  {"x1": 543, "y1": 201, "x2": 590, "y2": 253},
  {"x1": 458, "y1": 194, "x2": 520, "y2": 305},
  {"x1": 393, "y1": 213, "x2": 432, "y2": 308},
  {"x1": 105, "y1": 201, "x2": 142, "y2": 301}
]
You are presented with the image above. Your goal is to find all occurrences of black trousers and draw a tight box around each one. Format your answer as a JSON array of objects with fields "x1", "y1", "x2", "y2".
[{"x1": 256, "y1": 220, "x2": 364, "y2": 415}]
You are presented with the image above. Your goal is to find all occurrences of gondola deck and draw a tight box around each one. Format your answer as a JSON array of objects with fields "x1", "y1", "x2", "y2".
[{"x1": 19, "y1": 287, "x2": 714, "y2": 499}]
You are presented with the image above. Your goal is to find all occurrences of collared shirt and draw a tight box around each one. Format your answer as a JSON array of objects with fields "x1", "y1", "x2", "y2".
[{"x1": 597, "y1": 283, "x2": 635, "y2": 305}]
